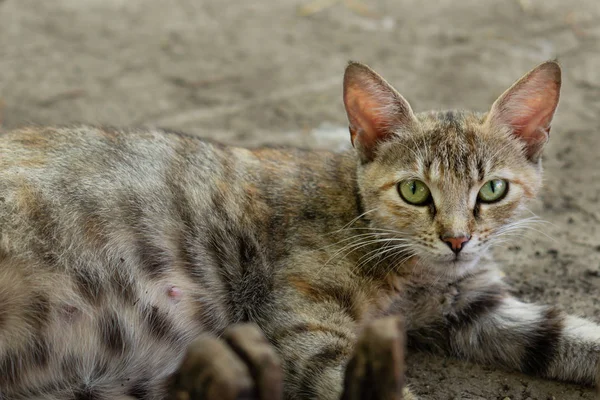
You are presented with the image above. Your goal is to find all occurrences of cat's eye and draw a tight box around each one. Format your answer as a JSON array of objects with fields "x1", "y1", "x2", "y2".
[
  {"x1": 478, "y1": 179, "x2": 508, "y2": 203},
  {"x1": 398, "y1": 180, "x2": 431, "y2": 205}
]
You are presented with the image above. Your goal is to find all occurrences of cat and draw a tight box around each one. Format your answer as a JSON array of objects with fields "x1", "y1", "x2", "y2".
[{"x1": 0, "y1": 59, "x2": 598, "y2": 400}]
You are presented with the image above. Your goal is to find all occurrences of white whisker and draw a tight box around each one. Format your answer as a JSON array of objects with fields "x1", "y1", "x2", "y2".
[{"x1": 330, "y1": 208, "x2": 379, "y2": 234}]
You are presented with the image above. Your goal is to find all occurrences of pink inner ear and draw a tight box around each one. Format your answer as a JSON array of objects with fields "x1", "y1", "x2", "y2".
[
  {"x1": 492, "y1": 65, "x2": 560, "y2": 152},
  {"x1": 343, "y1": 62, "x2": 417, "y2": 161},
  {"x1": 346, "y1": 88, "x2": 389, "y2": 147},
  {"x1": 509, "y1": 95, "x2": 554, "y2": 141}
]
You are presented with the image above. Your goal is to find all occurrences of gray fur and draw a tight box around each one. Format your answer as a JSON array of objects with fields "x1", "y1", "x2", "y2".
[{"x1": 0, "y1": 61, "x2": 598, "y2": 400}]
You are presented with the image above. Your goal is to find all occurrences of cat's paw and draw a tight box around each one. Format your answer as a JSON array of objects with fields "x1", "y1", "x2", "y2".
[
  {"x1": 170, "y1": 319, "x2": 415, "y2": 400},
  {"x1": 342, "y1": 316, "x2": 414, "y2": 400},
  {"x1": 170, "y1": 323, "x2": 283, "y2": 400}
]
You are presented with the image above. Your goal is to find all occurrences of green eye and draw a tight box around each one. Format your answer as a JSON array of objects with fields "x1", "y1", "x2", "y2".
[
  {"x1": 398, "y1": 180, "x2": 431, "y2": 205},
  {"x1": 478, "y1": 179, "x2": 508, "y2": 203}
]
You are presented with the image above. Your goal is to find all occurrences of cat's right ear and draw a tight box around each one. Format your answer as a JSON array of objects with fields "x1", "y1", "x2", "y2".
[{"x1": 343, "y1": 62, "x2": 416, "y2": 163}]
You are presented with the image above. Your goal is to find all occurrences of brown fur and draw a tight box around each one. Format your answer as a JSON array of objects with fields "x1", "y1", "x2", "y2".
[{"x1": 0, "y1": 61, "x2": 598, "y2": 400}]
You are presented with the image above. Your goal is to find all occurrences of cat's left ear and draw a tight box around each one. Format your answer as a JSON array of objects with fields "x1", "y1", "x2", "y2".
[
  {"x1": 486, "y1": 61, "x2": 561, "y2": 162},
  {"x1": 343, "y1": 61, "x2": 417, "y2": 163}
]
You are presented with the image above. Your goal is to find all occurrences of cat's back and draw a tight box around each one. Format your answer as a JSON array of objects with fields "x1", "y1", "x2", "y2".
[
  {"x1": 0, "y1": 124, "x2": 227, "y2": 224},
  {"x1": 0, "y1": 124, "x2": 221, "y2": 180},
  {"x1": 0, "y1": 125, "x2": 236, "y2": 258}
]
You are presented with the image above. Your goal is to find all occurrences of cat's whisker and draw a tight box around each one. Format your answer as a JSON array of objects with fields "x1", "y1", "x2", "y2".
[
  {"x1": 318, "y1": 227, "x2": 414, "y2": 274},
  {"x1": 354, "y1": 242, "x2": 397, "y2": 273},
  {"x1": 488, "y1": 240, "x2": 512, "y2": 248},
  {"x1": 383, "y1": 247, "x2": 416, "y2": 270},
  {"x1": 330, "y1": 208, "x2": 380, "y2": 234},
  {"x1": 493, "y1": 228, "x2": 535, "y2": 238},
  {"x1": 354, "y1": 242, "x2": 413, "y2": 272},
  {"x1": 492, "y1": 232, "x2": 538, "y2": 245},
  {"x1": 346, "y1": 235, "x2": 415, "y2": 274},
  {"x1": 317, "y1": 236, "x2": 403, "y2": 276},
  {"x1": 353, "y1": 239, "x2": 413, "y2": 265},
  {"x1": 378, "y1": 252, "x2": 416, "y2": 283},
  {"x1": 494, "y1": 217, "x2": 545, "y2": 235},
  {"x1": 521, "y1": 206, "x2": 559, "y2": 229},
  {"x1": 486, "y1": 229, "x2": 540, "y2": 250},
  {"x1": 492, "y1": 233, "x2": 532, "y2": 243},
  {"x1": 324, "y1": 237, "x2": 388, "y2": 262},
  {"x1": 312, "y1": 232, "x2": 392, "y2": 253},
  {"x1": 339, "y1": 227, "x2": 411, "y2": 236},
  {"x1": 484, "y1": 239, "x2": 518, "y2": 253},
  {"x1": 363, "y1": 248, "x2": 408, "y2": 277},
  {"x1": 493, "y1": 224, "x2": 538, "y2": 235},
  {"x1": 494, "y1": 218, "x2": 557, "y2": 243}
]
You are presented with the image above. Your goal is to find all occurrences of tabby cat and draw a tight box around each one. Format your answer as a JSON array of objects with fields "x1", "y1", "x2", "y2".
[{"x1": 0, "y1": 60, "x2": 598, "y2": 400}]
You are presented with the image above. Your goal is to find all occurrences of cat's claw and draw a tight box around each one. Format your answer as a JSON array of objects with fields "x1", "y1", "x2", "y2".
[{"x1": 170, "y1": 323, "x2": 283, "y2": 400}]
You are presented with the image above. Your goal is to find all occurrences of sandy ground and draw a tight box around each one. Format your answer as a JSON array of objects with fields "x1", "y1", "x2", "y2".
[{"x1": 1, "y1": 0, "x2": 600, "y2": 398}]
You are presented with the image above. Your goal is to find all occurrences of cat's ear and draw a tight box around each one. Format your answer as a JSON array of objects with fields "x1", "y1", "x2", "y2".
[
  {"x1": 343, "y1": 61, "x2": 416, "y2": 162},
  {"x1": 486, "y1": 61, "x2": 561, "y2": 162}
]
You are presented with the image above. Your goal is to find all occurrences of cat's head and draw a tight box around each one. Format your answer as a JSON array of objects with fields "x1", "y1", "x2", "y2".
[{"x1": 343, "y1": 61, "x2": 561, "y2": 276}]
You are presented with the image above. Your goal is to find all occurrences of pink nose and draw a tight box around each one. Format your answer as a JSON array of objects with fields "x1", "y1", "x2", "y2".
[{"x1": 441, "y1": 234, "x2": 471, "y2": 254}]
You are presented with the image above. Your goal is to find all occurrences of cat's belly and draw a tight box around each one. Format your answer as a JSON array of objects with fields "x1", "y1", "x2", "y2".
[{"x1": 0, "y1": 254, "x2": 222, "y2": 399}]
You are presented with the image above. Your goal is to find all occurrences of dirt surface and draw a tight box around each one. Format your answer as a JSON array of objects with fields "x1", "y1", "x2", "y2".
[{"x1": 1, "y1": 0, "x2": 599, "y2": 399}]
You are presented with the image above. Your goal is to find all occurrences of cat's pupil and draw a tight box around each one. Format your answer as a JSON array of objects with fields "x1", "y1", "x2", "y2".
[
  {"x1": 410, "y1": 182, "x2": 416, "y2": 194},
  {"x1": 490, "y1": 181, "x2": 496, "y2": 193}
]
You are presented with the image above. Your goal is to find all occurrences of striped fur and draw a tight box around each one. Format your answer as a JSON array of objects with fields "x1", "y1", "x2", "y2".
[
  {"x1": 402, "y1": 267, "x2": 600, "y2": 386},
  {"x1": 0, "y1": 60, "x2": 598, "y2": 400}
]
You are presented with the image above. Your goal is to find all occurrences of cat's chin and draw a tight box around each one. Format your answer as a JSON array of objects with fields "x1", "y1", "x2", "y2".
[{"x1": 424, "y1": 255, "x2": 482, "y2": 278}]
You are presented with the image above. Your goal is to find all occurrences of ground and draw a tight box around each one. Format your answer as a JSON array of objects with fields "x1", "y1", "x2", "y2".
[{"x1": 1, "y1": 0, "x2": 599, "y2": 398}]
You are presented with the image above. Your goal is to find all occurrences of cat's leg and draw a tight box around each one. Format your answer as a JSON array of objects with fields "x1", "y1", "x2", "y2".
[
  {"x1": 173, "y1": 318, "x2": 415, "y2": 400},
  {"x1": 266, "y1": 300, "x2": 413, "y2": 400},
  {"x1": 408, "y1": 267, "x2": 600, "y2": 388},
  {"x1": 253, "y1": 272, "x2": 418, "y2": 400},
  {"x1": 261, "y1": 291, "x2": 359, "y2": 400}
]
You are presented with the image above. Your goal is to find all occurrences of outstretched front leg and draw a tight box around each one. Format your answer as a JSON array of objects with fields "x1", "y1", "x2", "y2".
[{"x1": 407, "y1": 267, "x2": 600, "y2": 389}]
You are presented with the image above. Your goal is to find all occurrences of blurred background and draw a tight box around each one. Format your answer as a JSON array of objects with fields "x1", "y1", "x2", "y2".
[{"x1": 1, "y1": 0, "x2": 599, "y2": 398}]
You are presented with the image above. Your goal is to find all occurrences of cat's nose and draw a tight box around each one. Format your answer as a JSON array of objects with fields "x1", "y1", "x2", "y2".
[{"x1": 440, "y1": 233, "x2": 471, "y2": 254}]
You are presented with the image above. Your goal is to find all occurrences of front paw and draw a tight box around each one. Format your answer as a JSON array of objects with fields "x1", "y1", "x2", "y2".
[
  {"x1": 342, "y1": 316, "x2": 416, "y2": 400},
  {"x1": 170, "y1": 324, "x2": 283, "y2": 400},
  {"x1": 170, "y1": 320, "x2": 416, "y2": 400}
]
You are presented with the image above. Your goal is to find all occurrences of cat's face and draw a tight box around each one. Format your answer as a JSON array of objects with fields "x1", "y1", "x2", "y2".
[
  {"x1": 343, "y1": 61, "x2": 561, "y2": 276},
  {"x1": 358, "y1": 111, "x2": 544, "y2": 275}
]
